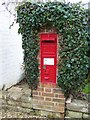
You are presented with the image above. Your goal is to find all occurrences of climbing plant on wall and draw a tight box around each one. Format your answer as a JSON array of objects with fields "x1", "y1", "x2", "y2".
[{"x1": 16, "y1": 2, "x2": 89, "y2": 96}]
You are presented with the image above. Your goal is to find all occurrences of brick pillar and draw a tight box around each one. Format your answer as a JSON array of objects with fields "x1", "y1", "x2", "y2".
[
  {"x1": 33, "y1": 27, "x2": 65, "y2": 118},
  {"x1": 33, "y1": 83, "x2": 65, "y2": 118}
]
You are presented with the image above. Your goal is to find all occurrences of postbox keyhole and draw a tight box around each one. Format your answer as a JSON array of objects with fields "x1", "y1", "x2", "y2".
[{"x1": 43, "y1": 65, "x2": 46, "y2": 69}]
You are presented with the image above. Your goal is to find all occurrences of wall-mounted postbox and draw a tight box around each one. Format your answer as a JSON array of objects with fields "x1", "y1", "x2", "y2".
[{"x1": 40, "y1": 33, "x2": 57, "y2": 84}]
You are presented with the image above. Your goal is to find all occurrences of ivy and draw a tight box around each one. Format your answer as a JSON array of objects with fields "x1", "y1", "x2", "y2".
[{"x1": 16, "y1": 2, "x2": 89, "y2": 96}]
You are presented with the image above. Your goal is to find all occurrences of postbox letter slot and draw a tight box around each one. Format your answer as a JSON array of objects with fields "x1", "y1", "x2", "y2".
[{"x1": 42, "y1": 40, "x2": 55, "y2": 42}]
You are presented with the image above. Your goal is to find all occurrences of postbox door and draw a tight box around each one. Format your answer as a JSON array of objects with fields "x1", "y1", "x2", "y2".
[
  {"x1": 41, "y1": 56, "x2": 56, "y2": 84},
  {"x1": 40, "y1": 33, "x2": 57, "y2": 84}
]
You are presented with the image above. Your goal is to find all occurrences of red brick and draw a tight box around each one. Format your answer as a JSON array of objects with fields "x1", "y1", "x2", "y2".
[
  {"x1": 59, "y1": 94, "x2": 65, "y2": 98},
  {"x1": 41, "y1": 83, "x2": 56, "y2": 88},
  {"x1": 42, "y1": 92, "x2": 54, "y2": 97},
  {"x1": 40, "y1": 27, "x2": 57, "y2": 33},
  {"x1": 38, "y1": 92, "x2": 42, "y2": 96},
  {"x1": 33, "y1": 96, "x2": 44, "y2": 100},
  {"x1": 41, "y1": 101, "x2": 54, "y2": 106},
  {"x1": 54, "y1": 94, "x2": 65, "y2": 98},
  {"x1": 54, "y1": 94, "x2": 59, "y2": 98},
  {"x1": 53, "y1": 98, "x2": 65, "y2": 103},
  {"x1": 45, "y1": 97, "x2": 52, "y2": 101},
  {"x1": 45, "y1": 88, "x2": 51, "y2": 93},
  {"x1": 33, "y1": 91, "x2": 39, "y2": 96}
]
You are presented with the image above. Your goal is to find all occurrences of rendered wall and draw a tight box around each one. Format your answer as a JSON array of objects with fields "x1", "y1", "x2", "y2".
[{"x1": 0, "y1": 0, "x2": 24, "y2": 90}]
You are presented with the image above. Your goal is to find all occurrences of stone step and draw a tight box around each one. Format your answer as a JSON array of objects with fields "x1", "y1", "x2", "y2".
[{"x1": 66, "y1": 99, "x2": 89, "y2": 113}]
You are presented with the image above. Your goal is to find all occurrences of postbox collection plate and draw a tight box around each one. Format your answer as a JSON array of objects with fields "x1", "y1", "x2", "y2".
[
  {"x1": 40, "y1": 33, "x2": 57, "y2": 84},
  {"x1": 44, "y1": 58, "x2": 54, "y2": 65}
]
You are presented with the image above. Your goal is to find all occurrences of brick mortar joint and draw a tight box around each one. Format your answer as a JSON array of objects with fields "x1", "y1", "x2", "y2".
[
  {"x1": 37, "y1": 86, "x2": 63, "y2": 93},
  {"x1": 33, "y1": 99, "x2": 65, "y2": 106},
  {"x1": 33, "y1": 92, "x2": 65, "y2": 100}
]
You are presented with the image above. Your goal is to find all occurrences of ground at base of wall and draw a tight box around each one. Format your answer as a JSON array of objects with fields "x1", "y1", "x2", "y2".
[
  {"x1": 0, "y1": 81, "x2": 90, "y2": 119},
  {"x1": 1, "y1": 107, "x2": 63, "y2": 119},
  {"x1": 1, "y1": 108, "x2": 45, "y2": 119}
]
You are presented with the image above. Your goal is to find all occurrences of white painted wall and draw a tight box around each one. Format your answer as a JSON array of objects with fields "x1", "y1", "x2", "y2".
[{"x1": 0, "y1": 0, "x2": 24, "y2": 90}]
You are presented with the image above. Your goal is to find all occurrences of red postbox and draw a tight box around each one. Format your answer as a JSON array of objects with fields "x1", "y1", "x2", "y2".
[{"x1": 40, "y1": 33, "x2": 57, "y2": 84}]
